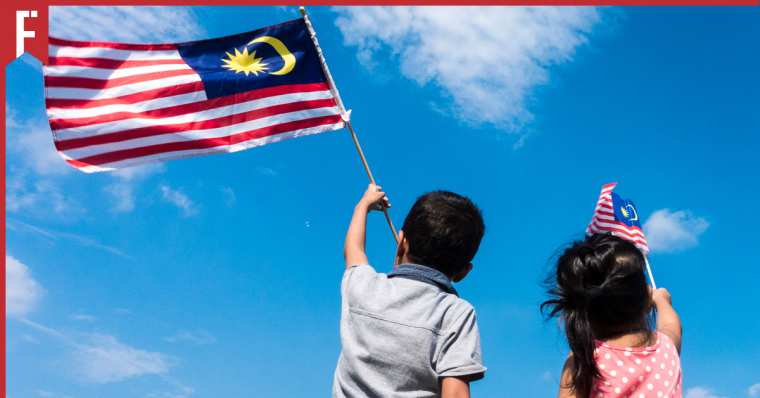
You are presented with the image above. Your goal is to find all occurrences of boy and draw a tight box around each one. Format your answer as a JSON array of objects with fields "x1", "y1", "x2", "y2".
[{"x1": 334, "y1": 184, "x2": 487, "y2": 398}]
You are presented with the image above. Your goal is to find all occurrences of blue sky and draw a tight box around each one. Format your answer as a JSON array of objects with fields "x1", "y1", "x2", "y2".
[{"x1": 5, "y1": 6, "x2": 760, "y2": 398}]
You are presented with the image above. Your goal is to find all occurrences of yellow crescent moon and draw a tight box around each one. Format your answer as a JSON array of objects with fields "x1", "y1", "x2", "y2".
[
  {"x1": 625, "y1": 204, "x2": 638, "y2": 221},
  {"x1": 247, "y1": 36, "x2": 295, "y2": 75}
]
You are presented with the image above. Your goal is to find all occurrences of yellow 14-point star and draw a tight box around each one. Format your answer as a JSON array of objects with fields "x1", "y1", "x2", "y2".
[{"x1": 221, "y1": 47, "x2": 269, "y2": 76}]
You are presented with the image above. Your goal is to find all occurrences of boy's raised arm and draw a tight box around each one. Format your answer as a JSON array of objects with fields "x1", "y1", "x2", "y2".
[{"x1": 344, "y1": 184, "x2": 390, "y2": 269}]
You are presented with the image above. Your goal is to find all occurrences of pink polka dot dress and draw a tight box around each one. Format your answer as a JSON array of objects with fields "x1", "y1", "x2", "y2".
[{"x1": 591, "y1": 332, "x2": 682, "y2": 398}]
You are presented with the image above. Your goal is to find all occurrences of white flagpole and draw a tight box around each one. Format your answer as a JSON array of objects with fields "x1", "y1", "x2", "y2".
[
  {"x1": 299, "y1": 7, "x2": 400, "y2": 245},
  {"x1": 644, "y1": 257, "x2": 657, "y2": 289}
]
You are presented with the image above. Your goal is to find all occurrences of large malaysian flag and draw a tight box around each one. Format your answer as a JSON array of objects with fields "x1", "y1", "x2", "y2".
[
  {"x1": 586, "y1": 182, "x2": 650, "y2": 255},
  {"x1": 44, "y1": 17, "x2": 348, "y2": 172}
]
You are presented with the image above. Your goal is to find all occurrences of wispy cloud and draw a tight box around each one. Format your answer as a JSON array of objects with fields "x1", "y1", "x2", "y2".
[
  {"x1": 146, "y1": 378, "x2": 196, "y2": 398},
  {"x1": 19, "y1": 318, "x2": 65, "y2": 338},
  {"x1": 685, "y1": 387, "x2": 728, "y2": 398},
  {"x1": 164, "y1": 330, "x2": 216, "y2": 346},
  {"x1": 334, "y1": 6, "x2": 603, "y2": 131},
  {"x1": 14, "y1": 283, "x2": 180, "y2": 387},
  {"x1": 8, "y1": 102, "x2": 164, "y2": 214},
  {"x1": 5, "y1": 176, "x2": 84, "y2": 217},
  {"x1": 220, "y1": 186, "x2": 236, "y2": 207},
  {"x1": 8, "y1": 219, "x2": 134, "y2": 259},
  {"x1": 643, "y1": 209, "x2": 709, "y2": 254},
  {"x1": 104, "y1": 183, "x2": 136, "y2": 213},
  {"x1": 72, "y1": 333, "x2": 174, "y2": 383},
  {"x1": 57, "y1": 231, "x2": 135, "y2": 259},
  {"x1": 111, "y1": 163, "x2": 166, "y2": 181},
  {"x1": 258, "y1": 167, "x2": 277, "y2": 177},
  {"x1": 6, "y1": 255, "x2": 47, "y2": 317},
  {"x1": 6, "y1": 105, "x2": 70, "y2": 176},
  {"x1": 69, "y1": 313, "x2": 97, "y2": 322},
  {"x1": 6, "y1": 106, "x2": 85, "y2": 218},
  {"x1": 160, "y1": 185, "x2": 200, "y2": 217},
  {"x1": 105, "y1": 163, "x2": 166, "y2": 213},
  {"x1": 22, "y1": 334, "x2": 40, "y2": 344},
  {"x1": 50, "y1": 6, "x2": 204, "y2": 43},
  {"x1": 749, "y1": 383, "x2": 760, "y2": 397},
  {"x1": 20, "y1": 318, "x2": 174, "y2": 384}
]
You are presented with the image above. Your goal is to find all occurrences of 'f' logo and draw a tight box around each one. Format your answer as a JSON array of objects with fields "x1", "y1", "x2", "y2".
[{"x1": 17, "y1": 10, "x2": 38, "y2": 58}]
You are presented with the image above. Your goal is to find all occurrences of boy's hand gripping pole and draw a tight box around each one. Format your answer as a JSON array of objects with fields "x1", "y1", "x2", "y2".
[{"x1": 347, "y1": 121, "x2": 400, "y2": 244}]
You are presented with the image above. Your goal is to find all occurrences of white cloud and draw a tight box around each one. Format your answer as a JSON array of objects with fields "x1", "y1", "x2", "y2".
[
  {"x1": 164, "y1": 330, "x2": 216, "y2": 346},
  {"x1": 160, "y1": 185, "x2": 200, "y2": 217},
  {"x1": 685, "y1": 387, "x2": 728, "y2": 398},
  {"x1": 334, "y1": 6, "x2": 603, "y2": 130},
  {"x1": 643, "y1": 209, "x2": 709, "y2": 253},
  {"x1": 50, "y1": 6, "x2": 204, "y2": 43},
  {"x1": 72, "y1": 333, "x2": 173, "y2": 383},
  {"x1": 6, "y1": 255, "x2": 47, "y2": 317},
  {"x1": 749, "y1": 383, "x2": 760, "y2": 397}
]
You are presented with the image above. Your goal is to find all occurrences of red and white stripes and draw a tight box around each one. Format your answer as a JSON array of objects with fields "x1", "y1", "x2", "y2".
[
  {"x1": 586, "y1": 182, "x2": 650, "y2": 254},
  {"x1": 44, "y1": 37, "x2": 345, "y2": 172}
]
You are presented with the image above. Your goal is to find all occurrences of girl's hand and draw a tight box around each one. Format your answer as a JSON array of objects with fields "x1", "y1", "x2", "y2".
[
  {"x1": 652, "y1": 288, "x2": 672, "y2": 307},
  {"x1": 358, "y1": 184, "x2": 391, "y2": 212}
]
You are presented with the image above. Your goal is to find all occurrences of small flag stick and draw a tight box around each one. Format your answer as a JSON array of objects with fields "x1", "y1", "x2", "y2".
[
  {"x1": 644, "y1": 257, "x2": 657, "y2": 290},
  {"x1": 300, "y1": 7, "x2": 399, "y2": 244}
]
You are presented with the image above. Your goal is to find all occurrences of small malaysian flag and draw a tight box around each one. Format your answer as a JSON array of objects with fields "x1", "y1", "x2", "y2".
[
  {"x1": 44, "y1": 17, "x2": 348, "y2": 172},
  {"x1": 586, "y1": 182, "x2": 649, "y2": 255}
]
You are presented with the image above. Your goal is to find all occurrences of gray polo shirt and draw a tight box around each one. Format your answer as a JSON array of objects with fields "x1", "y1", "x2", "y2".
[{"x1": 333, "y1": 263, "x2": 486, "y2": 398}]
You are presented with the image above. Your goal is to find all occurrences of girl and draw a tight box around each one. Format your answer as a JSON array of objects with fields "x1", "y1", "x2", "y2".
[{"x1": 542, "y1": 233, "x2": 683, "y2": 398}]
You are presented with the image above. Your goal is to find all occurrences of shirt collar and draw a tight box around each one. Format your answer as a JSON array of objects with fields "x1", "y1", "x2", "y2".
[{"x1": 387, "y1": 263, "x2": 458, "y2": 297}]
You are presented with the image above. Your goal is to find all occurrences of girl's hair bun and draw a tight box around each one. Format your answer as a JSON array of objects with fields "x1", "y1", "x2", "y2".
[{"x1": 584, "y1": 286, "x2": 603, "y2": 299}]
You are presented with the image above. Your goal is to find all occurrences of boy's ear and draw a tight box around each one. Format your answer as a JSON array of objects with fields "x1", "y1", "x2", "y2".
[
  {"x1": 451, "y1": 263, "x2": 473, "y2": 283},
  {"x1": 394, "y1": 230, "x2": 407, "y2": 267}
]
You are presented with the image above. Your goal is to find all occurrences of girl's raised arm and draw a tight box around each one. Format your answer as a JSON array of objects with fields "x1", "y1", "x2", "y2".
[{"x1": 653, "y1": 288, "x2": 682, "y2": 354}]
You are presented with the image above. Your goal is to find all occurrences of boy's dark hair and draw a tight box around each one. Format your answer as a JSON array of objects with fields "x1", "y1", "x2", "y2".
[
  {"x1": 401, "y1": 191, "x2": 485, "y2": 278},
  {"x1": 541, "y1": 233, "x2": 653, "y2": 398}
]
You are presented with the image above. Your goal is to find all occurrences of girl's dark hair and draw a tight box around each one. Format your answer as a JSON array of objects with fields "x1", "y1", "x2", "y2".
[{"x1": 541, "y1": 233, "x2": 653, "y2": 397}]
